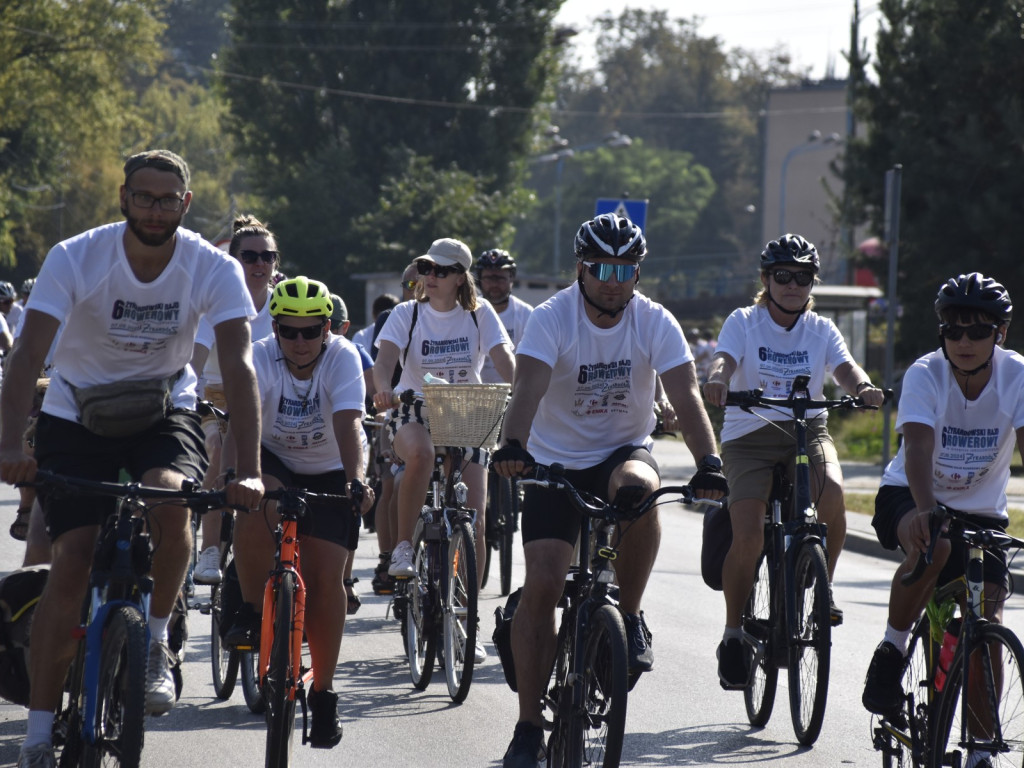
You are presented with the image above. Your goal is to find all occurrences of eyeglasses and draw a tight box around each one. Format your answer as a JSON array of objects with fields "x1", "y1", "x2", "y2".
[
  {"x1": 416, "y1": 261, "x2": 463, "y2": 279},
  {"x1": 276, "y1": 321, "x2": 326, "y2": 340},
  {"x1": 771, "y1": 269, "x2": 814, "y2": 287},
  {"x1": 581, "y1": 261, "x2": 639, "y2": 283},
  {"x1": 402, "y1": 279, "x2": 418, "y2": 292},
  {"x1": 239, "y1": 249, "x2": 279, "y2": 264},
  {"x1": 125, "y1": 187, "x2": 186, "y2": 212},
  {"x1": 481, "y1": 273, "x2": 511, "y2": 282},
  {"x1": 939, "y1": 322, "x2": 998, "y2": 341}
]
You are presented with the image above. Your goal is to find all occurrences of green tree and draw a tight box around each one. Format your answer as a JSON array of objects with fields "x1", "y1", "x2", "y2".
[{"x1": 845, "y1": 0, "x2": 1024, "y2": 360}]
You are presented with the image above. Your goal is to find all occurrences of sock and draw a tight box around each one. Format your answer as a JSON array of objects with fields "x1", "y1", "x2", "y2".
[
  {"x1": 723, "y1": 626, "x2": 743, "y2": 643},
  {"x1": 149, "y1": 614, "x2": 170, "y2": 644},
  {"x1": 24, "y1": 710, "x2": 55, "y2": 748},
  {"x1": 883, "y1": 623, "x2": 912, "y2": 656}
]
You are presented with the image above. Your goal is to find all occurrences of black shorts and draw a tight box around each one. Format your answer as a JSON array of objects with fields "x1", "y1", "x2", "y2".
[
  {"x1": 260, "y1": 447, "x2": 359, "y2": 550},
  {"x1": 873, "y1": 485, "x2": 1009, "y2": 588},
  {"x1": 521, "y1": 445, "x2": 659, "y2": 546},
  {"x1": 35, "y1": 409, "x2": 209, "y2": 541}
]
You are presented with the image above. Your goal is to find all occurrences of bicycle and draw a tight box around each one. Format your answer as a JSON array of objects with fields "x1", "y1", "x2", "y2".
[
  {"x1": 513, "y1": 462, "x2": 719, "y2": 768},
  {"x1": 481, "y1": 469, "x2": 519, "y2": 597},
  {"x1": 391, "y1": 382, "x2": 508, "y2": 703},
  {"x1": 725, "y1": 374, "x2": 889, "y2": 746},
  {"x1": 871, "y1": 504, "x2": 1024, "y2": 768},
  {"x1": 21, "y1": 470, "x2": 230, "y2": 768}
]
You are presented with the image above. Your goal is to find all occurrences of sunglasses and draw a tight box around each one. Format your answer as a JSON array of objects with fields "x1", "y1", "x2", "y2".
[
  {"x1": 771, "y1": 269, "x2": 814, "y2": 287},
  {"x1": 939, "y1": 322, "x2": 998, "y2": 341},
  {"x1": 581, "y1": 261, "x2": 639, "y2": 283},
  {"x1": 277, "y1": 321, "x2": 325, "y2": 340},
  {"x1": 402, "y1": 279, "x2": 418, "y2": 292},
  {"x1": 416, "y1": 261, "x2": 463, "y2": 279},
  {"x1": 239, "y1": 249, "x2": 279, "y2": 265}
]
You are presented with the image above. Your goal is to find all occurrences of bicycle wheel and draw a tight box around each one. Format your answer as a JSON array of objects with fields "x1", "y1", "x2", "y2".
[
  {"x1": 210, "y1": 583, "x2": 240, "y2": 699},
  {"x1": 443, "y1": 518, "x2": 478, "y2": 702},
  {"x1": 744, "y1": 550, "x2": 779, "y2": 727},
  {"x1": 241, "y1": 650, "x2": 266, "y2": 714},
  {"x1": 264, "y1": 571, "x2": 297, "y2": 768},
  {"x1": 546, "y1": 618, "x2": 575, "y2": 768},
  {"x1": 931, "y1": 623, "x2": 1024, "y2": 768},
  {"x1": 406, "y1": 532, "x2": 436, "y2": 689},
  {"x1": 787, "y1": 541, "x2": 831, "y2": 746},
  {"x1": 80, "y1": 605, "x2": 147, "y2": 768},
  {"x1": 877, "y1": 616, "x2": 932, "y2": 768},
  {"x1": 498, "y1": 476, "x2": 516, "y2": 597},
  {"x1": 577, "y1": 604, "x2": 629, "y2": 768}
]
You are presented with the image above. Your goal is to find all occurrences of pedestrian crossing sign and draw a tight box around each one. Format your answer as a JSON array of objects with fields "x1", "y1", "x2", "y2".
[{"x1": 595, "y1": 198, "x2": 649, "y2": 232}]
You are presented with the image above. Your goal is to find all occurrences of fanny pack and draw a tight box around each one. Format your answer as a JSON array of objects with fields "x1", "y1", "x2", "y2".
[{"x1": 68, "y1": 370, "x2": 183, "y2": 438}]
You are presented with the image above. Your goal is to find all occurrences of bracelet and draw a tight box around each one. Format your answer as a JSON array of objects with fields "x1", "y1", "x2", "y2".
[{"x1": 855, "y1": 381, "x2": 872, "y2": 394}]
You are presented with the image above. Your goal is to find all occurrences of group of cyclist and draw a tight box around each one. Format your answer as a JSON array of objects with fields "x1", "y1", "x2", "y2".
[{"x1": 0, "y1": 144, "x2": 1020, "y2": 768}]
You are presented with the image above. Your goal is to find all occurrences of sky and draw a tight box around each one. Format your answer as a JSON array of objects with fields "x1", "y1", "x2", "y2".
[{"x1": 554, "y1": 0, "x2": 880, "y2": 81}]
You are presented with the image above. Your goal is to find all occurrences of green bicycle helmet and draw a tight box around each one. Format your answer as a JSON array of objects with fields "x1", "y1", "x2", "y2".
[{"x1": 269, "y1": 276, "x2": 333, "y2": 317}]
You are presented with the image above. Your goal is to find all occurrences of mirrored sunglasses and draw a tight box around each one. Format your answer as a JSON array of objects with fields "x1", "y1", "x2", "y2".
[
  {"x1": 402, "y1": 279, "x2": 418, "y2": 292},
  {"x1": 582, "y1": 261, "x2": 639, "y2": 283},
  {"x1": 416, "y1": 261, "x2": 462, "y2": 279},
  {"x1": 939, "y1": 322, "x2": 998, "y2": 342},
  {"x1": 277, "y1": 321, "x2": 325, "y2": 340},
  {"x1": 771, "y1": 269, "x2": 814, "y2": 287},
  {"x1": 239, "y1": 249, "x2": 279, "y2": 264}
]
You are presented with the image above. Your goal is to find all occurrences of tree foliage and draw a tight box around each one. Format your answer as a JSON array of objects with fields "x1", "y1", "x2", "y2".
[{"x1": 846, "y1": 0, "x2": 1024, "y2": 360}]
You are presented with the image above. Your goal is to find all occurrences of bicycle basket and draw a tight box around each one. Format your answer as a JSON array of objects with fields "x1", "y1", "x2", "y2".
[{"x1": 422, "y1": 383, "x2": 510, "y2": 449}]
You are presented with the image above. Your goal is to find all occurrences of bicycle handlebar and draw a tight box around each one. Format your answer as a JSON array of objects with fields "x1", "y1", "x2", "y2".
[
  {"x1": 18, "y1": 469, "x2": 240, "y2": 512},
  {"x1": 196, "y1": 399, "x2": 229, "y2": 422},
  {"x1": 516, "y1": 462, "x2": 722, "y2": 523},
  {"x1": 724, "y1": 387, "x2": 894, "y2": 412}
]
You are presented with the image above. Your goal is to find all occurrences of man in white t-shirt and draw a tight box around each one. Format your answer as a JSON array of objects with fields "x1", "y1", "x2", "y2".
[
  {"x1": 475, "y1": 249, "x2": 533, "y2": 384},
  {"x1": 492, "y1": 214, "x2": 726, "y2": 768},
  {"x1": 862, "y1": 273, "x2": 1024, "y2": 721},
  {"x1": 0, "y1": 149, "x2": 264, "y2": 768}
]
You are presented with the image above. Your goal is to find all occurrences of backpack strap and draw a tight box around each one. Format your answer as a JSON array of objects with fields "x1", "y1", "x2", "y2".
[{"x1": 402, "y1": 302, "x2": 419, "y2": 366}]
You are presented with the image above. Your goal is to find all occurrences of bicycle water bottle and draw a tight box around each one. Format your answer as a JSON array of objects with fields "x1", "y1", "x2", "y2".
[
  {"x1": 423, "y1": 372, "x2": 448, "y2": 385},
  {"x1": 934, "y1": 617, "x2": 961, "y2": 692}
]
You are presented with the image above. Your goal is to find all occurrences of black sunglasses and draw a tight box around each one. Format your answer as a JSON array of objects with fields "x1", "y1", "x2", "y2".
[
  {"x1": 416, "y1": 261, "x2": 463, "y2": 279},
  {"x1": 771, "y1": 269, "x2": 814, "y2": 287},
  {"x1": 239, "y1": 249, "x2": 279, "y2": 265},
  {"x1": 939, "y1": 322, "x2": 998, "y2": 342},
  {"x1": 277, "y1": 321, "x2": 325, "y2": 340}
]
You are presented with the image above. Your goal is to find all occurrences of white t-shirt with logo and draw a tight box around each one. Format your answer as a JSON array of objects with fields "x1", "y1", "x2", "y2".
[
  {"x1": 195, "y1": 301, "x2": 274, "y2": 388},
  {"x1": 516, "y1": 286, "x2": 691, "y2": 469},
  {"x1": 717, "y1": 305, "x2": 854, "y2": 443},
  {"x1": 881, "y1": 347, "x2": 1024, "y2": 519},
  {"x1": 376, "y1": 299, "x2": 510, "y2": 391},
  {"x1": 480, "y1": 294, "x2": 533, "y2": 384},
  {"x1": 28, "y1": 222, "x2": 254, "y2": 422},
  {"x1": 252, "y1": 333, "x2": 366, "y2": 475}
]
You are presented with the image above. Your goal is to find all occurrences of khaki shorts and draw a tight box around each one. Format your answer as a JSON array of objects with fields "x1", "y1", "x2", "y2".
[
  {"x1": 200, "y1": 384, "x2": 229, "y2": 436},
  {"x1": 721, "y1": 418, "x2": 838, "y2": 505}
]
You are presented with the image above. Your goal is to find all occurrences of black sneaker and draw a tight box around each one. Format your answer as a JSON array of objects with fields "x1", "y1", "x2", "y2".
[
  {"x1": 622, "y1": 612, "x2": 654, "y2": 673},
  {"x1": 371, "y1": 556, "x2": 395, "y2": 595},
  {"x1": 717, "y1": 637, "x2": 749, "y2": 690},
  {"x1": 828, "y1": 586, "x2": 844, "y2": 626},
  {"x1": 307, "y1": 687, "x2": 343, "y2": 748},
  {"x1": 862, "y1": 641, "x2": 905, "y2": 715},
  {"x1": 502, "y1": 721, "x2": 545, "y2": 768},
  {"x1": 224, "y1": 602, "x2": 260, "y2": 649}
]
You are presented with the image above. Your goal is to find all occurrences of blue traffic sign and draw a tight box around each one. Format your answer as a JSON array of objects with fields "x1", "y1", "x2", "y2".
[{"x1": 595, "y1": 198, "x2": 649, "y2": 232}]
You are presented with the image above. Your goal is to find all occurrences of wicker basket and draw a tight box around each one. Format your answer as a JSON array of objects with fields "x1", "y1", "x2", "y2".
[{"x1": 422, "y1": 383, "x2": 510, "y2": 449}]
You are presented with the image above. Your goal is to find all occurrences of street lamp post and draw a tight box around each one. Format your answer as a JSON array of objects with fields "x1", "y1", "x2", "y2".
[{"x1": 778, "y1": 130, "x2": 841, "y2": 235}]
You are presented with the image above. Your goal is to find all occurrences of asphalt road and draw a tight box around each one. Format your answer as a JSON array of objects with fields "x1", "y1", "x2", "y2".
[{"x1": 1, "y1": 438, "x2": 1023, "y2": 767}]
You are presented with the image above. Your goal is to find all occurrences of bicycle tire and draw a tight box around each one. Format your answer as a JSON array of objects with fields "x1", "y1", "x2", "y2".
[
  {"x1": 443, "y1": 518, "x2": 478, "y2": 702},
  {"x1": 877, "y1": 616, "x2": 933, "y2": 768},
  {"x1": 406, "y1": 531, "x2": 436, "y2": 689},
  {"x1": 241, "y1": 650, "x2": 265, "y2": 714},
  {"x1": 744, "y1": 550, "x2": 779, "y2": 727},
  {"x1": 578, "y1": 604, "x2": 629, "y2": 768},
  {"x1": 498, "y1": 476, "x2": 516, "y2": 597},
  {"x1": 264, "y1": 571, "x2": 297, "y2": 768},
  {"x1": 931, "y1": 622, "x2": 1024, "y2": 768},
  {"x1": 80, "y1": 605, "x2": 147, "y2": 768},
  {"x1": 787, "y1": 541, "x2": 831, "y2": 746},
  {"x1": 546, "y1": 617, "x2": 575, "y2": 768},
  {"x1": 210, "y1": 583, "x2": 240, "y2": 699}
]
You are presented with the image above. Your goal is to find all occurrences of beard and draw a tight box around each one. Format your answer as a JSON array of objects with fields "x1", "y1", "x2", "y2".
[{"x1": 122, "y1": 205, "x2": 181, "y2": 247}]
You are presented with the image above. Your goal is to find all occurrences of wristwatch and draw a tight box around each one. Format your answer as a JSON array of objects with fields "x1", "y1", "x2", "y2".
[{"x1": 698, "y1": 454, "x2": 723, "y2": 472}]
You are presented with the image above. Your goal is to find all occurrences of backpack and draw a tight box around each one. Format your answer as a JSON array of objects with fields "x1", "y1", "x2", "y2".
[{"x1": 0, "y1": 565, "x2": 50, "y2": 707}]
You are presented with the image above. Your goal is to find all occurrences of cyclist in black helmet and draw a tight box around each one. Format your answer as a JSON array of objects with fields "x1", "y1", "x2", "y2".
[
  {"x1": 475, "y1": 249, "x2": 533, "y2": 383},
  {"x1": 492, "y1": 214, "x2": 726, "y2": 768},
  {"x1": 862, "y1": 272, "x2": 1024, "y2": 717},
  {"x1": 703, "y1": 233, "x2": 885, "y2": 690}
]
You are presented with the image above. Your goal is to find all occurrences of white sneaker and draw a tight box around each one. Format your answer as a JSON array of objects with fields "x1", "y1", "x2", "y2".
[
  {"x1": 18, "y1": 743, "x2": 55, "y2": 768},
  {"x1": 194, "y1": 546, "x2": 223, "y2": 585},
  {"x1": 474, "y1": 639, "x2": 487, "y2": 664},
  {"x1": 388, "y1": 541, "x2": 415, "y2": 578},
  {"x1": 146, "y1": 639, "x2": 176, "y2": 716}
]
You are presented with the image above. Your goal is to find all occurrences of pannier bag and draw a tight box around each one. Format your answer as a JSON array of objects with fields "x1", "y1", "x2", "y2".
[
  {"x1": 492, "y1": 587, "x2": 523, "y2": 691},
  {"x1": 0, "y1": 565, "x2": 50, "y2": 707},
  {"x1": 701, "y1": 502, "x2": 732, "y2": 591}
]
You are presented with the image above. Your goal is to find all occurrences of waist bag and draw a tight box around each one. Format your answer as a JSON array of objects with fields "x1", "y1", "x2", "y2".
[{"x1": 69, "y1": 370, "x2": 183, "y2": 438}]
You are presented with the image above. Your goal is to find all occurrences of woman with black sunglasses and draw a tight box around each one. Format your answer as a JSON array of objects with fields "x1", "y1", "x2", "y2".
[{"x1": 702, "y1": 233, "x2": 885, "y2": 690}]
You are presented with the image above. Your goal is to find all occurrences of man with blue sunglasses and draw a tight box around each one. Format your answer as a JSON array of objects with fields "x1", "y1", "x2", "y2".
[{"x1": 492, "y1": 213, "x2": 726, "y2": 768}]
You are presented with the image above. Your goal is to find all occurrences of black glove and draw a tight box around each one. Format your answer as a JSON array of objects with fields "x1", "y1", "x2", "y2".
[
  {"x1": 491, "y1": 439, "x2": 535, "y2": 470},
  {"x1": 689, "y1": 466, "x2": 729, "y2": 495}
]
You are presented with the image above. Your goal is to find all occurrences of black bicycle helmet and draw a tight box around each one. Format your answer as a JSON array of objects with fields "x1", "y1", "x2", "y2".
[
  {"x1": 934, "y1": 273, "x2": 1012, "y2": 323},
  {"x1": 574, "y1": 214, "x2": 647, "y2": 263},
  {"x1": 475, "y1": 249, "x2": 516, "y2": 277},
  {"x1": 760, "y1": 234, "x2": 820, "y2": 273}
]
